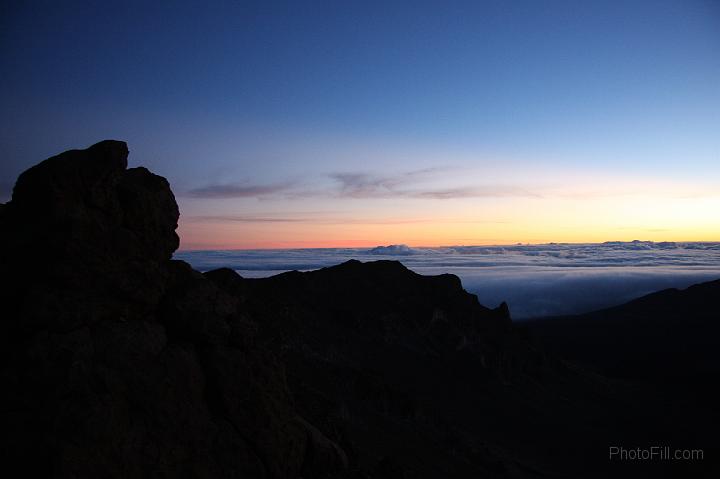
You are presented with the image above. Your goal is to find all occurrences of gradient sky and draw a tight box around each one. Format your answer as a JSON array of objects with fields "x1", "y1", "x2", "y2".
[{"x1": 1, "y1": 0, "x2": 719, "y2": 249}]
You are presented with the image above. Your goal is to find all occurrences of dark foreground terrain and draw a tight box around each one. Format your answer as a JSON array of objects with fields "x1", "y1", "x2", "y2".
[{"x1": 0, "y1": 141, "x2": 716, "y2": 478}]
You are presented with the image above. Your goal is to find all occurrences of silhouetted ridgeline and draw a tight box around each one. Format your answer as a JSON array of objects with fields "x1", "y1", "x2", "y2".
[
  {"x1": 0, "y1": 141, "x2": 716, "y2": 478},
  {"x1": 527, "y1": 279, "x2": 720, "y2": 399}
]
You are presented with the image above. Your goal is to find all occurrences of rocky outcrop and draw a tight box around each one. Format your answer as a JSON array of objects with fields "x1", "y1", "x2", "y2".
[
  {"x1": 203, "y1": 262, "x2": 582, "y2": 477},
  {"x1": 0, "y1": 141, "x2": 342, "y2": 478},
  {"x1": 0, "y1": 140, "x2": 548, "y2": 478},
  {"x1": 3, "y1": 140, "x2": 713, "y2": 478}
]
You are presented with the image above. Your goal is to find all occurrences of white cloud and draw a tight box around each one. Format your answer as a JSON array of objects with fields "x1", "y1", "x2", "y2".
[{"x1": 175, "y1": 241, "x2": 720, "y2": 318}]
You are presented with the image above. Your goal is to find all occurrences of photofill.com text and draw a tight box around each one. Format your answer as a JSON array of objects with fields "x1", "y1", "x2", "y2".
[{"x1": 609, "y1": 446, "x2": 703, "y2": 461}]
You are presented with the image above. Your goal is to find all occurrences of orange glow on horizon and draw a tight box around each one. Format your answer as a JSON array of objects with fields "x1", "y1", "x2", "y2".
[
  {"x1": 177, "y1": 221, "x2": 720, "y2": 250},
  {"x1": 176, "y1": 179, "x2": 720, "y2": 250}
]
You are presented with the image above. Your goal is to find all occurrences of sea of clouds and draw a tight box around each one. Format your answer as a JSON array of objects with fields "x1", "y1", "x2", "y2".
[{"x1": 175, "y1": 241, "x2": 720, "y2": 319}]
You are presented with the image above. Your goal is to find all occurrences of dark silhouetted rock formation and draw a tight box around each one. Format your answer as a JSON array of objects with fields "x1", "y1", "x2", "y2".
[
  {"x1": 0, "y1": 141, "x2": 342, "y2": 478},
  {"x1": 527, "y1": 279, "x2": 720, "y2": 396},
  {"x1": 1, "y1": 141, "x2": 716, "y2": 478}
]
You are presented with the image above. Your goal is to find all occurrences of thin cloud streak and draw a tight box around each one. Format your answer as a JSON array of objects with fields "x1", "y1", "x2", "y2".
[
  {"x1": 184, "y1": 167, "x2": 541, "y2": 201},
  {"x1": 410, "y1": 186, "x2": 541, "y2": 200},
  {"x1": 185, "y1": 181, "x2": 295, "y2": 198},
  {"x1": 184, "y1": 215, "x2": 308, "y2": 223},
  {"x1": 184, "y1": 214, "x2": 509, "y2": 226},
  {"x1": 327, "y1": 168, "x2": 539, "y2": 199},
  {"x1": 183, "y1": 167, "x2": 715, "y2": 202},
  {"x1": 328, "y1": 168, "x2": 450, "y2": 197}
]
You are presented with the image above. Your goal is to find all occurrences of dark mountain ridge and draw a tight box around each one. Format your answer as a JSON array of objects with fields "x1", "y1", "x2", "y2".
[
  {"x1": 526, "y1": 279, "x2": 720, "y2": 396},
  {"x1": 0, "y1": 141, "x2": 715, "y2": 478}
]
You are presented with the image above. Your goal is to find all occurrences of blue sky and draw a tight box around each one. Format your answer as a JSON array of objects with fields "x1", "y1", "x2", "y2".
[{"x1": 1, "y1": 0, "x2": 719, "y2": 248}]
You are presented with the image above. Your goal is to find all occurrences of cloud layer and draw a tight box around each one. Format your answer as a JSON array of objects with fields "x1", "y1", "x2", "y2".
[
  {"x1": 175, "y1": 241, "x2": 720, "y2": 318},
  {"x1": 186, "y1": 182, "x2": 294, "y2": 198},
  {"x1": 183, "y1": 167, "x2": 537, "y2": 200}
]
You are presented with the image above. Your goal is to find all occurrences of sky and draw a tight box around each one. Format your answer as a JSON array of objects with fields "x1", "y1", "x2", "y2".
[{"x1": 1, "y1": 0, "x2": 719, "y2": 249}]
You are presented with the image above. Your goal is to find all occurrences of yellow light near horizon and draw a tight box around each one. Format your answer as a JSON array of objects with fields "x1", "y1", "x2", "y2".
[{"x1": 177, "y1": 192, "x2": 720, "y2": 250}]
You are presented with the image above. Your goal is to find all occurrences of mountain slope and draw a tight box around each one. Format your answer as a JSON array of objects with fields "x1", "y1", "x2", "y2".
[
  {"x1": 0, "y1": 140, "x2": 715, "y2": 478},
  {"x1": 525, "y1": 279, "x2": 720, "y2": 388},
  {"x1": 206, "y1": 263, "x2": 718, "y2": 478}
]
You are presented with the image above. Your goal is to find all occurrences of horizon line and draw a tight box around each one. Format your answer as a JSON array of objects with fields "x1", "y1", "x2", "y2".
[{"x1": 175, "y1": 239, "x2": 720, "y2": 253}]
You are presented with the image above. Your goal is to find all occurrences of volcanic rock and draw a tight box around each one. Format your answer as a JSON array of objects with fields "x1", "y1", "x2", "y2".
[{"x1": 0, "y1": 141, "x2": 342, "y2": 478}]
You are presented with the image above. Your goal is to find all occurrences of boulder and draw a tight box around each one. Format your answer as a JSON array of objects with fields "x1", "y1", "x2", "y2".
[{"x1": 0, "y1": 141, "x2": 345, "y2": 478}]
